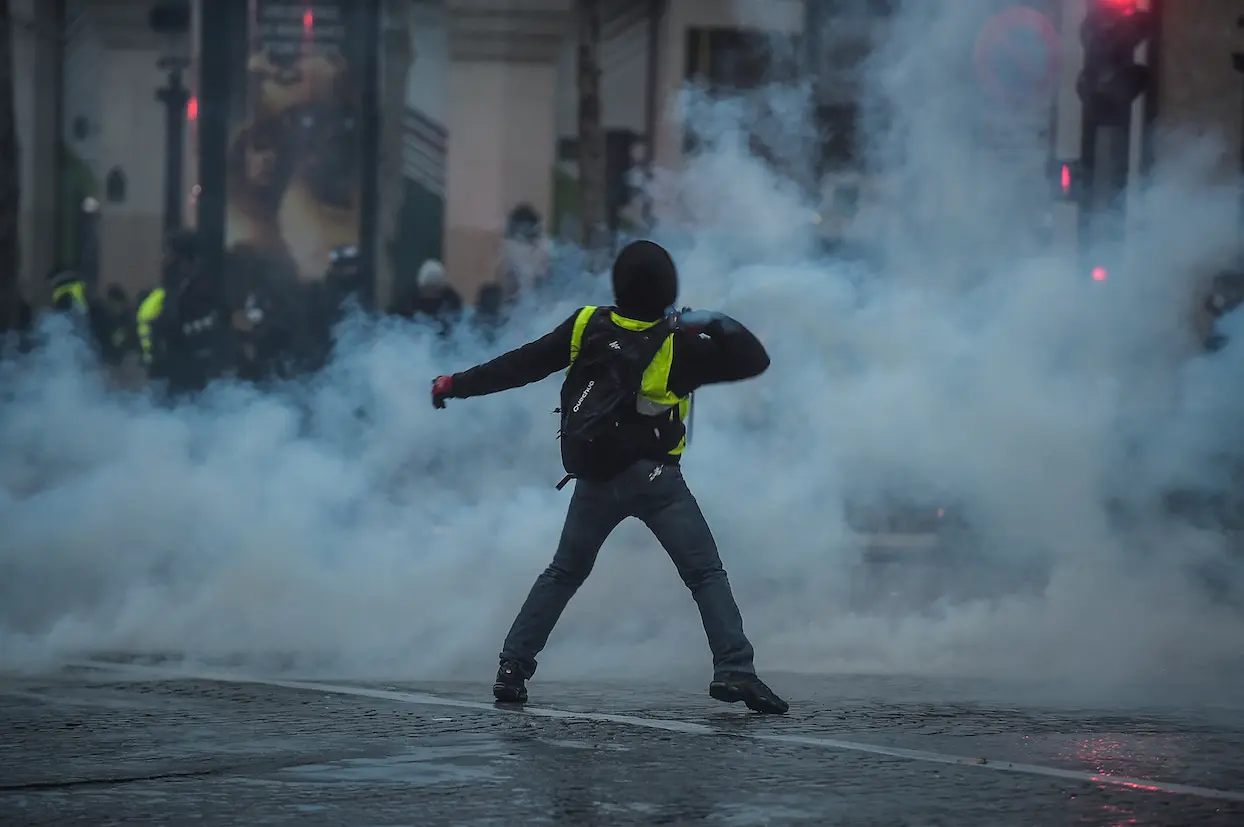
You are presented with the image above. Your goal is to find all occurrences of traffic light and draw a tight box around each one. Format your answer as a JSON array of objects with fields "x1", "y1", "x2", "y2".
[
  {"x1": 1050, "y1": 158, "x2": 1083, "y2": 201},
  {"x1": 1077, "y1": 0, "x2": 1154, "y2": 123}
]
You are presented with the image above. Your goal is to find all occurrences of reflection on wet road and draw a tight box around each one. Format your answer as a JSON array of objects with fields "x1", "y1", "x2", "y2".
[{"x1": 0, "y1": 660, "x2": 1241, "y2": 825}]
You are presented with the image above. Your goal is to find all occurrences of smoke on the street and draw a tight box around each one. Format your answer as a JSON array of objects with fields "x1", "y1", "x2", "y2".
[{"x1": 2, "y1": 0, "x2": 1242, "y2": 696}]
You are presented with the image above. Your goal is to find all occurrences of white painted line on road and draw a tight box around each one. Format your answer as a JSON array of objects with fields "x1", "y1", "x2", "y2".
[{"x1": 69, "y1": 660, "x2": 1244, "y2": 804}]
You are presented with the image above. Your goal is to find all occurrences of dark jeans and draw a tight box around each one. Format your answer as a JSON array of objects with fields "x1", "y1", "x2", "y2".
[{"x1": 500, "y1": 459, "x2": 756, "y2": 679}]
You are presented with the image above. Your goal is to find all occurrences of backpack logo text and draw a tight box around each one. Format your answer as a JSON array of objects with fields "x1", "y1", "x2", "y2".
[{"x1": 572, "y1": 380, "x2": 595, "y2": 413}]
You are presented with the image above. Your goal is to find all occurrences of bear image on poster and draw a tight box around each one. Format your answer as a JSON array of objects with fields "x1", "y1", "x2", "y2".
[{"x1": 224, "y1": 2, "x2": 361, "y2": 291}]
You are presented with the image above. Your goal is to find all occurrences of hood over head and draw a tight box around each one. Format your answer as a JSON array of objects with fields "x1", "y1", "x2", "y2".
[{"x1": 611, "y1": 240, "x2": 678, "y2": 321}]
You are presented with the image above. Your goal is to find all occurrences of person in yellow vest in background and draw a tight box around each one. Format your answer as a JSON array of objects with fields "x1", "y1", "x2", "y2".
[
  {"x1": 138, "y1": 229, "x2": 228, "y2": 395},
  {"x1": 137, "y1": 230, "x2": 206, "y2": 383},
  {"x1": 44, "y1": 269, "x2": 133, "y2": 372},
  {"x1": 136, "y1": 282, "x2": 167, "y2": 378},
  {"x1": 48, "y1": 269, "x2": 89, "y2": 317}
]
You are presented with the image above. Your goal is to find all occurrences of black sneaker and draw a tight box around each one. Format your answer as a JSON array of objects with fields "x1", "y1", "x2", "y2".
[
  {"x1": 493, "y1": 660, "x2": 528, "y2": 703},
  {"x1": 709, "y1": 673, "x2": 789, "y2": 714}
]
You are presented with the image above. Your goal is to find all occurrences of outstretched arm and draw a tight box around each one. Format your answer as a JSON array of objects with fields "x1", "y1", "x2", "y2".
[{"x1": 434, "y1": 313, "x2": 577, "y2": 403}]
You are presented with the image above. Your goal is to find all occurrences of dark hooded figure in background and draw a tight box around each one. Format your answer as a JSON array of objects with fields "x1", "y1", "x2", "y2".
[
  {"x1": 91, "y1": 283, "x2": 135, "y2": 366},
  {"x1": 299, "y1": 244, "x2": 367, "y2": 373},
  {"x1": 427, "y1": 239, "x2": 789, "y2": 715}
]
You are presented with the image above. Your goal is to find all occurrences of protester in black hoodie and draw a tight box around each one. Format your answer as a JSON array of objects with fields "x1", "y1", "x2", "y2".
[{"x1": 430, "y1": 239, "x2": 788, "y2": 714}]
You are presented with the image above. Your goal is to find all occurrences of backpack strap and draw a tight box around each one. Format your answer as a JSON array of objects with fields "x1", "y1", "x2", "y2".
[
  {"x1": 624, "y1": 315, "x2": 675, "y2": 389},
  {"x1": 568, "y1": 305, "x2": 603, "y2": 365},
  {"x1": 636, "y1": 316, "x2": 673, "y2": 357}
]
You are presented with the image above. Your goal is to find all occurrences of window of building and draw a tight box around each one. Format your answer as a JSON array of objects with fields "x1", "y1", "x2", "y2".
[
  {"x1": 815, "y1": 104, "x2": 860, "y2": 172},
  {"x1": 105, "y1": 167, "x2": 127, "y2": 204},
  {"x1": 683, "y1": 27, "x2": 864, "y2": 175},
  {"x1": 684, "y1": 28, "x2": 800, "y2": 93}
]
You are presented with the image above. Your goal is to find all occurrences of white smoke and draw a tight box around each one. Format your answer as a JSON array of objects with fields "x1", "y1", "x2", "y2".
[{"x1": 2, "y1": 0, "x2": 1243, "y2": 696}]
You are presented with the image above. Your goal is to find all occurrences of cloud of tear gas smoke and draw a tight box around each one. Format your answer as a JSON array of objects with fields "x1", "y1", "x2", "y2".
[{"x1": 2, "y1": 0, "x2": 1243, "y2": 692}]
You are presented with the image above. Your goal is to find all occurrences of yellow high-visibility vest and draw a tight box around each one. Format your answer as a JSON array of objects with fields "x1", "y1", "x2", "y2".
[
  {"x1": 136, "y1": 287, "x2": 166, "y2": 365},
  {"x1": 51, "y1": 280, "x2": 88, "y2": 313},
  {"x1": 568, "y1": 305, "x2": 692, "y2": 457}
]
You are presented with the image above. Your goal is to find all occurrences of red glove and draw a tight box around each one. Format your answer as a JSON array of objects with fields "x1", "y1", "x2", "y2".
[{"x1": 431, "y1": 375, "x2": 454, "y2": 409}]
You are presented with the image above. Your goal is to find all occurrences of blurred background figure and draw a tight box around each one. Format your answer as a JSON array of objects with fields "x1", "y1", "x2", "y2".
[
  {"x1": 137, "y1": 233, "x2": 189, "y2": 380},
  {"x1": 222, "y1": 240, "x2": 304, "y2": 382},
  {"x1": 497, "y1": 203, "x2": 551, "y2": 307},
  {"x1": 323, "y1": 243, "x2": 365, "y2": 298},
  {"x1": 1203, "y1": 270, "x2": 1244, "y2": 353},
  {"x1": 323, "y1": 244, "x2": 366, "y2": 327},
  {"x1": 395, "y1": 259, "x2": 462, "y2": 337},
  {"x1": 42, "y1": 268, "x2": 93, "y2": 353},
  {"x1": 232, "y1": 287, "x2": 300, "y2": 384},
  {"x1": 298, "y1": 244, "x2": 366, "y2": 373},
  {"x1": 90, "y1": 283, "x2": 135, "y2": 367},
  {"x1": 48, "y1": 268, "x2": 88, "y2": 317},
  {"x1": 136, "y1": 230, "x2": 228, "y2": 397},
  {"x1": 472, "y1": 282, "x2": 507, "y2": 345},
  {"x1": 172, "y1": 236, "x2": 231, "y2": 395}
]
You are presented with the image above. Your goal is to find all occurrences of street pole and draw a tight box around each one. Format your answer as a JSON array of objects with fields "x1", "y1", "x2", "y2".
[
  {"x1": 0, "y1": 0, "x2": 20, "y2": 330},
  {"x1": 803, "y1": 0, "x2": 825, "y2": 190},
  {"x1": 77, "y1": 196, "x2": 100, "y2": 287},
  {"x1": 149, "y1": 1, "x2": 191, "y2": 242},
  {"x1": 1075, "y1": 0, "x2": 1154, "y2": 279},
  {"x1": 1233, "y1": 15, "x2": 1244, "y2": 268},
  {"x1": 1079, "y1": 98, "x2": 1131, "y2": 267},
  {"x1": 156, "y1": 60, "x2": 190, "y2": 239}
]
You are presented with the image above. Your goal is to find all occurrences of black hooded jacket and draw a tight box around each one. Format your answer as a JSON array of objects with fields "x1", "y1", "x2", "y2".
[{"x1": 447, "y1": 240, "x2": 770, "y2": 406}]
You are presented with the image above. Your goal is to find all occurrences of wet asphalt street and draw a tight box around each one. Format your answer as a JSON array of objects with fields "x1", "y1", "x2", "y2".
[{"x1": 1, "y1": 660, "x2": 1242, "y2": 826}]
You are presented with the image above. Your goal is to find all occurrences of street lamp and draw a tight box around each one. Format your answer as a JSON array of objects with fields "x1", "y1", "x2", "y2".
[
  {"x1": 79, "y1": 196, "x2": 101, "y2": 286},
  {"x1": 149, "y1": 0, "x2": 192, "y2": 240}
]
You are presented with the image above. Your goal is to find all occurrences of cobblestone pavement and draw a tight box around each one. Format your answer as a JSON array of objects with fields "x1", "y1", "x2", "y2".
[{"x1": 0, "y1": 661, "x2": 1242, "y2": 826}]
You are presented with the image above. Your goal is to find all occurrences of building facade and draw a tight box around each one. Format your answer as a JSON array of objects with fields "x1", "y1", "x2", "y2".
[
  {"x1": 10, "y1": 0, "x2": 60, "y2": 299},
  {"x1": 8, "y1": 0, "x2": 1244, "y2": 308}
]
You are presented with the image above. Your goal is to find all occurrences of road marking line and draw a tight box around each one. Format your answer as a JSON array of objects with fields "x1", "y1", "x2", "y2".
[{"x1": 68, "y1": 660, "x2": 1244, "y2": 804}]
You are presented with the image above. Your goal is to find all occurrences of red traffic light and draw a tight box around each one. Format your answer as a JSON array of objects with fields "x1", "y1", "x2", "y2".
[
  {"x1": 1082, "y1": 0, "x2": 1151, "y2": 45},
  {"x1": 1091, "y1": 266, "x2": 1108, "y2": 282},
  {"x1": 1052, "y1": 159, "x2": 1081, "y2": 200},
  {"x1": 1078, "y1": 0, "x2": 1153, "y2": 114}
]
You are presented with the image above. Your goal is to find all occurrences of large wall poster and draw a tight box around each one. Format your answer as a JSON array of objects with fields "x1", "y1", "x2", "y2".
[{"x1": 224, "y1": 0, "x2": 364, "y2": 302}]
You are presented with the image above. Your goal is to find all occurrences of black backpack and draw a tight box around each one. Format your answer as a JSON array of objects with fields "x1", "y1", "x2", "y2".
[{"x1": 556, "y1": 308, "x2": 674, "y2": 484}]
